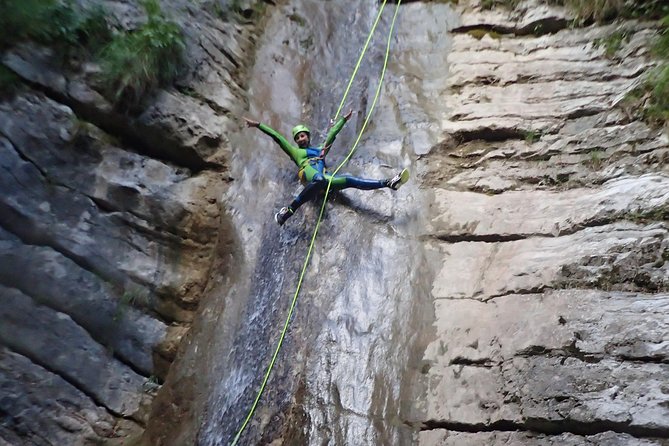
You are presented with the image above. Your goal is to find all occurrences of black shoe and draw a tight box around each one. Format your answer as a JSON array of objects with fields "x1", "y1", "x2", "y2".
[
  {"x1": 275, "y1": 207, "x2": 294, "y2": 226},
  {"x1": 388, "y1": 168, "x2": 410, "y2": 190}
]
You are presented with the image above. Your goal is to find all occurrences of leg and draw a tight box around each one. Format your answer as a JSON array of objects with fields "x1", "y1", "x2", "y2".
[
  {"x1": 325, "y1": 173, "x2": 388, "y2": 191},
  {"x1": 288, "y1": 174, "x2": 328, "y2": 211},
  {"x1": 275, "y1": 168, "x2": 408, "y2": 225},
  {"x1": 326, "y1": 168, "x2": 409, "y2": 191},
  {"x1": 275, "y1": 173, "x2": 327, "y2": 226}
]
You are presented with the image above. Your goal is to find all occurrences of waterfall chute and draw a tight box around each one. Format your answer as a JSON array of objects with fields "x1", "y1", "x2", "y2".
[{"x1": 231, "y1": 1, "x2": 403, "y2": 444}]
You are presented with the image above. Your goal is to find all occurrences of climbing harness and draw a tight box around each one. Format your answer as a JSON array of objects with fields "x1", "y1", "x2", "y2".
[{"x1": 231, "y1": 1, "x2": 402, "y2": 444}]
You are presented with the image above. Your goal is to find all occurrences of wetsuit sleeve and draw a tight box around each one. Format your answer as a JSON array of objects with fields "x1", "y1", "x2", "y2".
[
  {"x1": 257, "y1": 123, "x2": 300, "y2": 164},
  {"x1": 321, "y1": 116, "x2": 348, "y2": 157}
]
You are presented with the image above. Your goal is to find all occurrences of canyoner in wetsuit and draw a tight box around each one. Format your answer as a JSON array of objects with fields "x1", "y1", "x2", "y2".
[{"x1": 244, "y1": 110, "x2": 409, "y2": 226}]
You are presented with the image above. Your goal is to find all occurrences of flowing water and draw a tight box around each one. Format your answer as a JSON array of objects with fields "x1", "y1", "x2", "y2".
[{"x1": 194, "y1": 1, "x2": 457, "y2": 444}]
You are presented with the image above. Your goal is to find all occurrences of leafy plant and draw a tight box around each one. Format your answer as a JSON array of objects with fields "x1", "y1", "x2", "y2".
[
  {"x1": 99, "y1": 0, "x2": 185, "y2": 107},
  {"x1": 0, "y1": 0, "x2": 110, "y2": 53},
  {"x1": 0, "y1": 0, "x2": 51, "y2": 48},
  {"x1": 74, "y1": 5, "x2": 112, "y2": 53}
]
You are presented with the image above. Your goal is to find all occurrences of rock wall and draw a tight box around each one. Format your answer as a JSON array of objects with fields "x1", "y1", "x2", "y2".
[
  {"x1": 409, "y1": 1, "x2": 669, "y2": 445},
  {"x1": 2, "y1": 0, "x2": 668, "y2": 445},
  {"x1": 0, "y1": 1, "x2": 254, "y2": 444},
  {"x1": 144, "y1": 1, "x2": 434, "y2": 444}
]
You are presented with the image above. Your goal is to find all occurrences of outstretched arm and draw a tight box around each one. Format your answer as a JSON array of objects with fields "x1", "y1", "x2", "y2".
[
  {"x1": 321, "y1": 109, "x2": 353, "y2": 157},
  {"x1": 243, "y1": 117, "x2": 299, "y2": 163}
]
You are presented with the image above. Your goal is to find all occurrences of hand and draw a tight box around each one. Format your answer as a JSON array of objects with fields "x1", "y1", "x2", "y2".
[
  {"x1": 343, "y1": 109, "x2": 353, "y2": 121},
  {"x1": 243, "y1": 117, "x2": 259, "y2": 128}
]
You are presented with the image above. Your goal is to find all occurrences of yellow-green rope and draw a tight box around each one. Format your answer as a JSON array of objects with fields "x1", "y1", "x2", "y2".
[
  {"x1": 333, "y1": 0, "x2": 389, "y2": 121},
  {"x1": 231, "y1": 2, "x2": 401, "y2": 444}
]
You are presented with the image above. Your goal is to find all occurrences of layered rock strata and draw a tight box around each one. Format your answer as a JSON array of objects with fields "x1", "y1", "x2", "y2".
[
  {"x1": 0, "y1": 1, "x2": 253, "y2": 443},
  {"x1": 411, "y1": 2, "x2": 669, "y2": 445}
]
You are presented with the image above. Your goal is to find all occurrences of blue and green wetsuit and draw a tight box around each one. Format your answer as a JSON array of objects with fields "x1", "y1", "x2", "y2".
[{"x1": 258, "y1": 117, "x2": 390, "y2": 212}]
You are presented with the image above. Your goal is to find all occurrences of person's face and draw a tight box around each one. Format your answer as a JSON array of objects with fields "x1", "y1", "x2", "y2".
[{"x1": 294, "y1": 131, "x2": 310, "y2": 148}]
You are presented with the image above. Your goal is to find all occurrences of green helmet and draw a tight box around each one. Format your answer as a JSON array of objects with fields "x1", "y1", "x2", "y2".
[{"x1": 292, "y1": 124, "x2": 310, "y2": 140}]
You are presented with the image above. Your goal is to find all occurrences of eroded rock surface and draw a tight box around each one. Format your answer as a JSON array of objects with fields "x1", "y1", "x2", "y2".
[
  {"x1": 0, "y1": 0, "x2": 249, "y2": 444},
  {"x1": 2, "y1": 0, "x2": 668, "y2": 445},
  {"x1": 411, "y1": 1, "x2": 669, "y2": 445}
]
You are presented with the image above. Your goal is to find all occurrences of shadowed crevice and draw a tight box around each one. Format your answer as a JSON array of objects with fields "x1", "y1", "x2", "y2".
[
  {"x1": 452, "y1": 16, "x2": 570, "y2": 37},
  {"x1": 1, "y1": 344, "x2": 145, "y2": 424},
  {"x1": 420, "y1": 417, "x2": 669, "y2": 439}
]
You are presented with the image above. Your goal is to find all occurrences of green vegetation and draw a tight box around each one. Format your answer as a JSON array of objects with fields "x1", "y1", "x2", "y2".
[
  {"x1": 142, "y1": 374, "x2": 162, "y2": 394},
  {"x1": 0, "y1": 0, "x2": 60, "y2": 48},
  {"x1": 544, "y1": 0, "x2": 669, "y2": 127},
  {"x1": 99, "y1": 0, "x2": 184, "y2": 107},
  {"x1": 480, "y1": 0, "x2": 668, "y2": 21},
  {"x1": 113, "y1": 287, "x2": 150, "y2": 322},
  {"x1": 0, "y1": 65, "x2": 20, "y2": 98},
  {"x1": 478, "y1": 1, "x2": 668, "y2": 125},
  {"x1": 584, "y1": 150, "x2": 604, "y2": 169},
  {"x1": 593, "y1": 29, "x2": 631, "y2": 57},
  {"x1": 642, "y1": 65, "x2": 669, "y2": 123},
  {"x1": 621, "y1": 14, "x2": 669, "y2": 126},
  {"x1": 481, "y1": 0, "x2": 494, "y2": 9},
  {"x1": 228, "y1": 0, "x2": 266, "y2": 21},
  {"x1": 210, "y1": 0, "x2": 263, "y2": 22},
  {"x1": 559, "y1": 0, "x2": 633, "y2": 23},
  {"x1": 211, "y1": 1, "x2": 225, "y2": 19},
  {"x1": 113, "y1": 290, "x2": 138, "y2": 322},
  {"x1": 299, "y1": 35, "x2": 314, "y2": 50},
  {"x1": 654, "y1": 14, "x2": 669, "y2": 56},
  {"x1": 480, "y1": 0, "x2": 522, "y2": 11},
  {"x1": 555, "y1": 0, "x2": 668, "y2": 23},
  {"x1": 645, "y1": 15, "x2": 669, "y2": 123},
  {"x1": 626, "y1": 206, "x2": 669, "y2": 223},
  {"x1": 0, "y1": 0, "x2": 184, "y2": 108},
  {"x1": 0, "y1": 0, "x2": 111, "y2": 54},
  {"x1": 524, "y1": 129, "x2": 541, "y2": 144},
  {"x1": 287, "y1": 12, "x2": 307, "y2": 26},
  {"x1": 467, "y1": 29, "x2": 502, "y2": 40}
]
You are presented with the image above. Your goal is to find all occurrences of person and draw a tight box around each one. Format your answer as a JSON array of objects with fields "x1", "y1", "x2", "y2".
[{"x1": 243, "y1": 110, "x2": 409, "y2": 226}]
